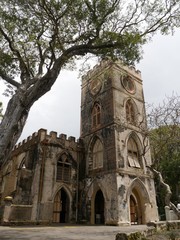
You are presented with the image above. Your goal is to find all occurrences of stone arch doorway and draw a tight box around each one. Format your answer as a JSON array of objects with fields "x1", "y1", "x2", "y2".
[
  {"x1": 94, "y1": 189, "x2": 105, "y2": 224},
  {"x1": 129, "y1": 190, "x2": 143, "y2": 225},
  {"x1": 53, "y1": 188, "x2": 69, "y2": 223},
  {"x1": 127, "y1": 178, "x2": 151, "y2": 224},
  {"x1": 130, "y1": 195, "x2": 138, "y2": 224}
]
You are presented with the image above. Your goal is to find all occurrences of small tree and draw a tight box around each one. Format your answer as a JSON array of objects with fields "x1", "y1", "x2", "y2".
[
  {"x1": 0, "y1": 0, "x2": 180, "y2": 165},
  {"x1": 147, "y1": 95, "x2": 180, "y2": 218}
]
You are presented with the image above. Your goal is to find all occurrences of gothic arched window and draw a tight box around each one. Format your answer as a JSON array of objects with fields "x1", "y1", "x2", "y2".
[
  {"x1": 57, "y1": 153, "x2": 71, "y2": 182},
  {"x1": 19, "y1": 157, "x2": 26, "y2": 169},
  {"x1": 92, "y1": 103, "x2": 101, "y2": 128},
  {"x1": 92, "y1": 139, "x2": 103, "y2": 169},
  {"x1": 126, "y1": 99, "x2": 135, "y2": 124},
  {"x1": 127, "y1": 137, "x2": 141, "y2": 168}
]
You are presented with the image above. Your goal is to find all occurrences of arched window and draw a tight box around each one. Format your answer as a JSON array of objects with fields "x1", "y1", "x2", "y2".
[
  {"x1": 127, "y1": 138, "x2": 140, "y2": 168},
  {"x1": 57, "y1": 153, "x2": 71, "y2": 182},
  {"x1": 126, "y1": 99, "x2": 135, "y2": 124},
  {"x1": 92, "y1": 139, "x2": 103, "y2": 169},
  {"x1": 19, "y1": 157, "x2": 26, "y2": 169},
  {"x1": 92, "y1": 103, "x2": 101, "y2": 128}
]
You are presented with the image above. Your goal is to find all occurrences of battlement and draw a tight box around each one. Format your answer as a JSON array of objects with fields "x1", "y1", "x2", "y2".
[
  {"x1": 13, "y1": 128, "x2": 80, "y2": 153},
  {"x1": 81, "y1": 59, "x2": 141, "y2": 82},
  {"x1": 114, "y1": 61, "x2": 142, "y2": 80},
  {"x1": 81, "y1": 59, "x2": 111, "y2": 82}
]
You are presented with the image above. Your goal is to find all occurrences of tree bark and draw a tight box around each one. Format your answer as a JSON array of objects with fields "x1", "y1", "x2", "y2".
[
  {"x1": 0, "y1": 55, "x2": 65, "y2": 166},
  {"x1": 0, "y1": 93, "x2": 29, "y2": 166},
  {"x1": 0, "y1": 47, "x2": 91, "y2": 166},
  {"x1": 0, "y1": 77, "x2": 56, "y2": 166},
  {"x1": 151, "y1": 167, "x2": 172, "y2": 206},
  {"x1": 147, "y1": 166, "x2": 180, "y2": 219}
]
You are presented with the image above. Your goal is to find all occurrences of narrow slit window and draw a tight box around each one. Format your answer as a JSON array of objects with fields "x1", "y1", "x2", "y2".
[{"x1": 126, "y1": 100, "x2": 135, "y2": 124}]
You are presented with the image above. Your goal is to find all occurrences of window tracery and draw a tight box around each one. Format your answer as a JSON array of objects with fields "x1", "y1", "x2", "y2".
[{"x1": 57, "y1": 153, "x2": 71, "y2": 182}]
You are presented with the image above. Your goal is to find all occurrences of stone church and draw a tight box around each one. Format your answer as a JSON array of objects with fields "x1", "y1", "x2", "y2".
[{"x1": 0, "y1": 60, "x2": 159, "y2": 225}]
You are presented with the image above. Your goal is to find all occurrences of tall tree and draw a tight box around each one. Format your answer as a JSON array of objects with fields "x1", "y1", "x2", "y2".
[{"x1": 0, "y1": 0, "x2": 180, "y2": 165}]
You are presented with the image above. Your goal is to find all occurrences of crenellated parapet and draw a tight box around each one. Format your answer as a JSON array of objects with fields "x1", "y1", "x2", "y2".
[
  {"x1": 81, "y1": 59, "x2": 112, "y2": 83},
  {"x1": 12, "y1": 128, "x2": 83, "y2": 156},
  {"x1": 81, "y1": 59, "x2": 141, "y2": 84}
]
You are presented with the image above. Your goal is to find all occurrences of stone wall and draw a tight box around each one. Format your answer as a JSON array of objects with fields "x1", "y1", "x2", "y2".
[
  {"x1": 1, "y1": 128, "x2": 83, "y2": 224},
  {"x1": 2, "y1": 204, "x2": 32, "y2": 223}
]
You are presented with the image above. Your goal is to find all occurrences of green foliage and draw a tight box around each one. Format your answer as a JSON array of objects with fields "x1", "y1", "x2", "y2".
[
  {"x1": 168, "y1": 231, "x2": 179, "y2": 240},
  {"x1": 146, "y1": 230, "x2": 180, "y2": 240},
  {"x1": 116, "y1": 232, "x2": 147, "y2": 240},
  {"x1": 0, "y1": 0, "x2": 179, "y2": 86},
  {"x1": 128, "y1": 232, "x2": 146, "y2": 240},
  {"x1": 0, "y1": 1, "x2": 180, "y2": 164},
  {"x1": 147, "y1": 95, "x2": 180, "y2": 215},
  {"x1": 151, "y1": 125, "x2": 180, "y2": 205}
]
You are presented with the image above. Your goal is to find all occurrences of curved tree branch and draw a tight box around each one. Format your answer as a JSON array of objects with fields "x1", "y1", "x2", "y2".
[
  {"x1": 0, "y1": 26, "x2": 30, "y2": 83},
  {"x1": 147, "y1": 166, "x2": 180, "y2": 219},
  {"x1": 0, "y1": 71, "x2": 20, "y2": 88}
]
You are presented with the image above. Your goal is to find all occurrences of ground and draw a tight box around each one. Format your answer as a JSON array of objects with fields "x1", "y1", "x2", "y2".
[{"x1": 0, "y1": 225, "x2": 179, "y2": 240}]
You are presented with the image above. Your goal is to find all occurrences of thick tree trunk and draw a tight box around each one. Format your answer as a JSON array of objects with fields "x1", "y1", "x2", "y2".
[
  {"x1": 0, "y1": 60, "x2": 63, "y2": 166},
  {"x1": 0, "y1": 93, "x2": 29, "y2": 166},
  {"x1": 151, "y1": 168, "x2": 172, "y2": 206},
  {"x1": 148, "y1": 166, "x2": 180, "y2": 219},
  {"x1": 0, "y1": 51, "x2": 80, "y2": 167}
]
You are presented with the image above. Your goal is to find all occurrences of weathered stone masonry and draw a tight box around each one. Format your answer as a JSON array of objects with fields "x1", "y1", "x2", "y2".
[
  {"x1": 0, "y1": 60, "x2": 159, "y2": 225},
  {"x1": 0, "y1": 129, "x2": 84, "y2": 223}
]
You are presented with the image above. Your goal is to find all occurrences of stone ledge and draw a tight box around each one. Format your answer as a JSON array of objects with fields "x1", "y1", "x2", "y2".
[
  {"x1": 147, "y1": 220, "x2": 180, "y2": 231},
  {"x1": 115, "y1": 226, "x2": 156, "y2": 240},
  {"x1": 116, "y1": 221, "x2": 180, "y2": 240}
]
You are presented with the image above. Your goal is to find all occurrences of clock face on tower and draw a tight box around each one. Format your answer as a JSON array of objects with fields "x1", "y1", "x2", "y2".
[{"x1": 89, "y1": 78, "x2": 102, "y2": 95}]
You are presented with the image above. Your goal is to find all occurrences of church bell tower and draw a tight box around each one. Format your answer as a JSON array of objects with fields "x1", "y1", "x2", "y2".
[{"x1": 80, "y1": 59, "x2": 159, "y2": 225}]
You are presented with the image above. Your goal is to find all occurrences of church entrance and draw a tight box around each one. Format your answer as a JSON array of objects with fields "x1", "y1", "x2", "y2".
[
  {"x1": 130, "y1": 195, "x2": 138, "y2": 224},
  {"x1": 53, "y1": 188, "x2": 69, "y2": 223},
  {"x1": 130, "y1": 192, "x2": 142, "y2": 224},
  {"x1": 94, "y1": 190, "x2": 105, "y2": 224}
]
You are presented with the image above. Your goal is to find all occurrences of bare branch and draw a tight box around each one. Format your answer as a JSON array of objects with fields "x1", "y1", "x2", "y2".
[{"x1": 0, "y1": 70, "x2": 20, "y2": 88}]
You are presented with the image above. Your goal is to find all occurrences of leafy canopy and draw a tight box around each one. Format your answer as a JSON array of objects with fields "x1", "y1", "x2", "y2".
[{"x1": 0, "y1": 0, "x2": 179, "y2": 90}]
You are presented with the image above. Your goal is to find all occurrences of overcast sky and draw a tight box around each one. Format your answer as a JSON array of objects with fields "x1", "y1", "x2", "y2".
[{"x1": 0, "y1": 30, "x2": 180, "y2": 142}]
